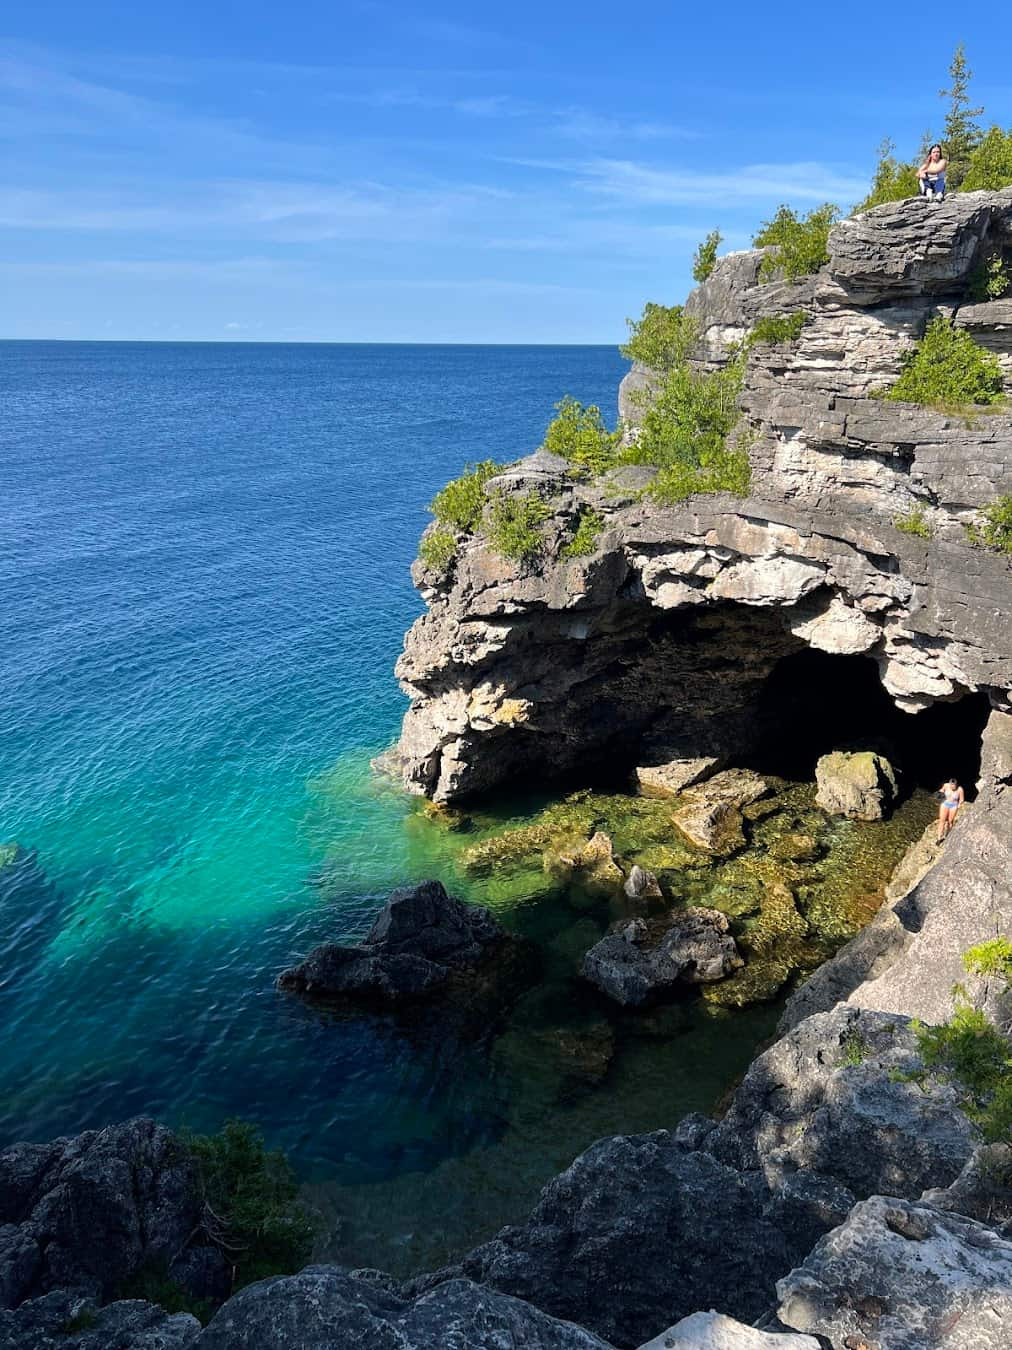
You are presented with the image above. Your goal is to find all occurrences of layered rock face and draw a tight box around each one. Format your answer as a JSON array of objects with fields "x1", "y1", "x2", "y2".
[{"x1": 395, "y1": 191, "x2": 1012, "y2": 803}]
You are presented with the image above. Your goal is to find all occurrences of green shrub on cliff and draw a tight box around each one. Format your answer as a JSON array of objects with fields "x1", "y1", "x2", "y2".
[
  {"x1": 182, "y1": 1119, "x2": 316, "y2": 1291},
  {"x1": 542, "y1": 396, "x2": 621, "y2": 474},
  {"x1": 692, "y1": 230, "x2": 722, "y2": 283},
  {"x1": 624, "y1": 346, "x2": 750, "y2": 503},
  {"x1": 967, "y1": 251, "x2": 1011, "y2": 302},
  {"x1": 886, "y1": 317, "x2": 1004, "y2": 408},
  {"x1": 750, "y1": 311, "x2": 808, "y2": 345},
  {"x1": 418, "y1": 525, "x2": 457, "y2": 571},
  {"x1": 753, "y1": 203, "x2": 839, "y2": 281},
  {"x1": 966, "y1": 495, "x2": 1012, "y2": 553},
  {"x1": 561, "y1": 506, "x2": 604, "y2": 559},
  {"x1": 485, "y1": 488, "x2": 551, "y2": 562},
  {"x1": 893, "y1": 505, "x2": 933, "y2": 539},
  {"x1": 430, "y1": 460, "x2": 502, "y2": 533},
  {"x1": 912, "y1": 941, "x2": 1012, "y2": 1144},
  {"x1": 960, "y1": 125, "x2": 1012, "y2": 191},
  {"x1": 854, "y1": 140, "x2": 920, "y2": 213},
  {"x1": 620, "y1": 303, "x2": 699, "y2": 373}
]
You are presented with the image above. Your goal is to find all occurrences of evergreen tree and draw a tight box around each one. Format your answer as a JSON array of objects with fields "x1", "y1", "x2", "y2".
[{"x1": 939, "y1": 43, "x2": 983, "y2": 186}]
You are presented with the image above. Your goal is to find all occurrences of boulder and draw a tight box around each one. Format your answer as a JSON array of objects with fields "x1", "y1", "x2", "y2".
[
  {"x1": 624, "y1": 864, "x2": 663, "y2": 900},
  {"x1": 0, "y1": 1118, "x2": 219, "y2": 1310},
  {"x1": 582, "y1": 908, "x2": 742, "y2": 1007},
  {"x1": 0, "y1": 1290, "x2": 200, "y2": 1350},
  {"x1": 194, "y1": 1268, "x2": 613, "y2": 1350},
  {"x1": 814, "y1": 750, "x2": 897, "y2": 820},
  {"x1": 457, "y1": 1133, "x2": 794, "y2": 1349},
  {"x1": 636, "y1": 1311, "x2": 819, "y2": 1349},
  {"x1": 276, "y1": 880, "x2": 513, "y2": 1003},
  {"x1": 671, "y1": 770, "x2": 770, "y2": 854},
  {"x1": 635, "y1": 757, "x2": 722, "y2": 798},
  {"x1": 777, "y1": 1195, "x2": 1012, "y2": 1349},
  {"x1": 705, "y1": 1006, "x2": 977, "y2": 1201}
]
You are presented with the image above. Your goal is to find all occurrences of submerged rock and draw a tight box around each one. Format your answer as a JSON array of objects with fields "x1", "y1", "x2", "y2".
[
  {"x1": 624, "y1": 864, "x2": 663, "y2": 900},
  {"x1": 776, "y1": 1195, "x2": 1012, "y2": 1350},
  {"x1": 670, "y1": 769, "x2": 769, "y2": 855},
  {"x1": 277, "y1": 880, "x2": 516, "y2": 1004},
  {"x1": 582, "y1": 907, "x2": 742, "y2": 1007},
  {"x1": 194, "y1": 1268, "x2": 613, "y2": 1350},
  {"x1": 814, "y1": 750, "x2": 897, "y2": 821}
]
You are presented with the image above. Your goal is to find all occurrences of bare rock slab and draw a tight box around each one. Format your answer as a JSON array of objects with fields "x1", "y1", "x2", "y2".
[
  {"x1": 194, "y1": 1268, "x2": 613, "y2": 1350},
  {"x1": 637, "y1": 1310, "x2": 819, "y2": 1349},
  {"x1": 635, "y1": 757, "x2": 722, "y2": 798},
  {"x1": 814, "y1": 750, "x2": 897, "y2": 820},
  {"x1": 777, "y1": 1195, "x2": 1012, "y2": 1349}
]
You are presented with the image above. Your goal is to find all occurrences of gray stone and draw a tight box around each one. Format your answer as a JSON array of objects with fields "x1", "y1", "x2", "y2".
[
  {"x1": 706, "y1": 1006, "x2": 977, "y2": 1201},
  {"x1": 777, "y1": 1195, "x2": 1012, "y2": 1349},
  {"x1": 624, "y1": 864, "x2": 663, "y2": 900},
  {"x1": 194, "y1": 1268, "x2": 613, "y2": 1350},
  {"x1": 582, "y1": 907, "x2": 741, "y2": 1007},
  {"x1": 921, "y1": 1143, "x2": 1012, "y2": 1235},
  {"x1": 0, "y1": 1290, "x2": 200, "y2": 1349},
  {"x1": 635, "y1": 756, "x2": 722, "y2": 797},
  {"x1": 814, "y1": 750, "x2": 898, "y2": 820},
  {"x1": 636, "y1": 1311, "x2": 819, "y2": 1350},
  {"x1": 457, "y1": 1133, "x2": 794, "y2": 1349},
  {"x1": 0, "y1": 1118, "x2": 209, "y2": 1309},
  {"x1": 671, "y1": 770, "x2": 769, "y2": 854},
  {"x1": 276, "y1": 879, "x2": 513, "y2": 1003}
]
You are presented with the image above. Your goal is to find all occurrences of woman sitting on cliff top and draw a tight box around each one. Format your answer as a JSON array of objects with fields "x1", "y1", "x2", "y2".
[
  {"x1": 918, "y1": 145, "x2": 948, "y2": 200},
  {"x1": 936, "y1": 777, "x2": 964, "y2": 843}
]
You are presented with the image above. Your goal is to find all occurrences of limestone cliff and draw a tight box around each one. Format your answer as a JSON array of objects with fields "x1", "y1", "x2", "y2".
[{"x1": 394, "y1": 191, "x2": 1012, "y2": 804}]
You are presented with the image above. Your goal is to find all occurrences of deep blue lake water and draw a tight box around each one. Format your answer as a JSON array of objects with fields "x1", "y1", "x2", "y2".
[{"x1": 1, "y1": 340, "x2": 783, "y2": 1271}]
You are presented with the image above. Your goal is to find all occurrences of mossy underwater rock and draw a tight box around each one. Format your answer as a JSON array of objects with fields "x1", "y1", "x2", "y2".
[
  {"x1": 670, "y1": 769, "x2": 770, "y2": 855},
  {"x1": 815, "y1": 750, "x2": 898, "y2": 820}
]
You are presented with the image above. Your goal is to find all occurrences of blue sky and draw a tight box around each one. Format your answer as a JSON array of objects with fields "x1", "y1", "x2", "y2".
[{"x1": 2, "y1": 3, "x2": 1010, "y2": 342}]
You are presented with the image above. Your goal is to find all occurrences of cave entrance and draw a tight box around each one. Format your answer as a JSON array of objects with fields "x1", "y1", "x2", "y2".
[{"x1": 743, "y1": 646, "x2": 990, "y2": 797}]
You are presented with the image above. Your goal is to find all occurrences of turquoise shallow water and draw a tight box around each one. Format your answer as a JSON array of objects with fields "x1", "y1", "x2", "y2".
[{"x1": 2, "y1": 340, "x2": 789, "y2": 1272}]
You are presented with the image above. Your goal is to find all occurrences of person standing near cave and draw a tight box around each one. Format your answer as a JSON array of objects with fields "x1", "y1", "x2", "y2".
[{"x1": 936, "y1": 777, "x2": 964, "y2": 842}]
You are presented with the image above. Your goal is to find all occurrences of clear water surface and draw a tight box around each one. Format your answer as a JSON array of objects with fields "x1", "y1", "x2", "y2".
[{"x1": 1, "y1": 341, "x2": 789, "y2": 1272}]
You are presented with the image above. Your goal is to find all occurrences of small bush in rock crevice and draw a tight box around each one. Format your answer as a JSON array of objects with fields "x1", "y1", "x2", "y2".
[
  {"x1": 754, "y1": 203, "x2": 839, "y2": 281},
  {"x1": 886, "y1": 317, "x2": 1004, "y2": 408},
  {"x1": 181, "y1": 1119, "x2": 317, "y2": 1293},
  {"x1": 429, "y1": 460, "x2": 503, "y2": 533},
  {"x1": 966, "y1": 495, "x2": 1012, "y2": 553},
  {"x1": 542, "y1": 396, "x2": 621, "y2": 474},
  {"x1": 485, "y1": 488, "x2": 552, "y2": 562},
  {"x1": 967, "y1": 251, "x2": 1011, "y2": 302},
  {"x1": 750, "y1": 312, "x2": 808, "y2": 345},
  {"x1": 418, "y1": 525, "x2": 457, "y2": 571},
  {"x1": 692, "y1": 229, "x2": 722, "y2": 283},
  {"x1": 561, "y1": 506, "x2": 604, "y2": 559},
  {"x1": 894, "y1": 505, "x2": 933, "y2": 539}
]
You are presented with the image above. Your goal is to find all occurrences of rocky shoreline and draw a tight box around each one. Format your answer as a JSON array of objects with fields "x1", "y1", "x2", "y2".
[{"x1": 4, "y1": 194, "x2": 1012, "y2": 1347}]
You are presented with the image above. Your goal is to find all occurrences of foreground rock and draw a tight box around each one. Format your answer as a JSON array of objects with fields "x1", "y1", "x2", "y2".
[
  {"x1": 277, "y1": 880, "x2": 517, "y2": 1004},
  {"x1": 637, "y1": 1312, "x2": 818, "y2": 1349},
  {"x1": 0, "y1": 1290, "x2": 200, "y2": 1350},
  {"x1": 814, "y1": 750, "x2": 898, "y2": 820},
  {"x1": 452, "y1": 1134, "x2": 793, "y2": 1348},
  {"x1": 0, "y1": 1118, "x2": 225, "y2": 1311},
  {"x1": 582, "y1": 908, "x2": 742, "y2": 1007},
  {"x1": 195, "y1": 1267, "x2": 613, "y2": 1350},
  {"x1": 777, "y1": 1195, "x2": 1012, "y2": 1349},
  {"x1": 704, "y1": 1006, "x2": 977, "y2": 1201}
]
